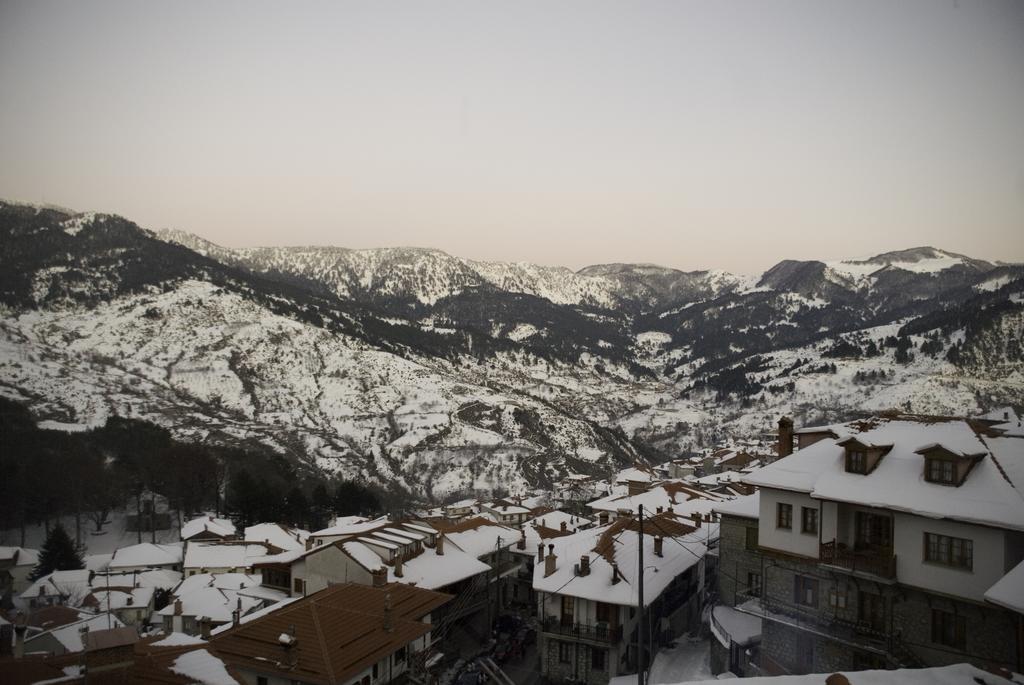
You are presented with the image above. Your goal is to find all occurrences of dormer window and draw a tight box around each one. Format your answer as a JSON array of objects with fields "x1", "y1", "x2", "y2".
[
  {"x1": 839, "y1": 438, "x2": 892, "y2": 475},
  {"x1": 847, "y1": 450, "x2": 867, "y2": 474},
  {"x1": 926, "y1": 458, "x2": 955, "y2": 485},
  {"x1": 915, "y1": 444, "x2": 986, "y2": 487}
]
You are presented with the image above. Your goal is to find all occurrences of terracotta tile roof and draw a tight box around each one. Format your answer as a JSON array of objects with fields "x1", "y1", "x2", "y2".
[
  {"x1": 210, "y1": 582, "x2": 451, "y2": 685},
  {"x1": 132, "y1": 636, "x2": 245, "y2": 684},
  {"x1": 593, "y1": 512, "x2": 697, "y2": 564}
]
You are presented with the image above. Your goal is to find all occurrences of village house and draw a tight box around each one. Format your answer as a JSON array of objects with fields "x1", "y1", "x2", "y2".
[
  {"x1": 734, "y1": 413, "x2": 1024, "y2": 675},
  {"x1": 180, "y1": 514, "x2": 237, "y2": 543},
  {"x1": 509, "y1": 510, "x2": 592, "y2": 613},
  {"x1": 158, "y1": 573, "x2": 273, "y2": 636},
  {"x1": 587, "y1": 480, "x2": 728, "y2": 527},
  {"x1": 479, "y1": 499, "x2": 533, "y2": 527},
  {"x1": 209, "y1": 581, "x2": 452, "y2": 685},
  {"x1": 182, "y1": 540, "x2": 275, "y2": 576},
  {"x1": 0, "y1": 547, "x2": 39, "y2": 596},
  {"x1": 244, "y1": 522, "x2": 309, "y2": 552},
  {"x1": 107, "y1": 541, "x2": 183, "y2": 572},
  {"x1": 709, "y1": 492, "x2": 764, "y2": 676},
  {"x1": 20, "y1": 570, "x2": 92, "y2": 609},
  {"x1": 22, "y1": 612, "x2": 127, "y2": 656},
  {"x1": 82, "y1": 586, "x2": 155, "y2": 626},
  {"x1": 533, "y1": 510, "x2": 713, "y2": 685}
]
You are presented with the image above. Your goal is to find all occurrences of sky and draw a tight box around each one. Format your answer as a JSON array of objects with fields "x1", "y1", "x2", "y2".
[{"x1": 1, "y1": 0, "x2": 1023, "y2": 274}]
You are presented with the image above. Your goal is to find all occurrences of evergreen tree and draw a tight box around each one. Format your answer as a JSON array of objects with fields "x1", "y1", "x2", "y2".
[{"x1": 30, "y1": 523, "x2": 84, "y2": 581}]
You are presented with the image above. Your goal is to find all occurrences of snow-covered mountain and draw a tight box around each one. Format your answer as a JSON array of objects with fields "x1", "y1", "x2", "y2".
[
  {"x1": 158, "y1": 229, "x2": 744, "y2": 312},
  {"x1": 2, "y1": 201, "x2": 1022, "y2": 502}
]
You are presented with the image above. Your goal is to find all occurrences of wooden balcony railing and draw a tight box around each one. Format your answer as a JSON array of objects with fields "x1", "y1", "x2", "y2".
[
  {"x1": 820, "y1": 541, "x2": 896, "y2": 579},
  {"x1": 541, "y1": 616, "x2": 622, "y2": 644}
]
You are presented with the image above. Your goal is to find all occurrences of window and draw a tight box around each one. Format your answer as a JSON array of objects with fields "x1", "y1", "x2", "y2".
[
  {"x1": 931, "y1": 609, "x2": 966, "y2": 649},
  {"x1": 924, "y1": 533, "x2": 973, "y2": 570},
  {"x1": 926, "y1": 458, "x2": 956, "y2": 485},
  {"x1": 560, "y1": 596, "x2": 574, "y2": 627},
  {"x1": 294, "y1": 577, "x2": 305, "y2": 594},
  {"x1": 558, "y1": 642, "x2": 573, "y2": 663},
  {"x1": 257, "y1": 678, "x2": 268, "y2": 685},
  {"x1": 747, "y1": 572, "x2": 762, "y2": 598},
  {"x1": 801, "y1": 507, "x2": 818, "y2": 535},
  {"x1": 591, "y1": 648, "x2": 607, "y2": 671},
  {"x1": 846, "y1": 450, "x2": 867, "y2": 474},
  {"x1": 828, "y1": 589, "x2": 847, "y2": 609},
  {"x1": 373, "y1": 662, "x2": 379, "y2": 679},
  {"x1": 794, "y1": 575, "x2": 818, "y2": 607},
  {"x1": 745, "y1": 526, "x2": 759, "y2": 550},
  {"x1": 394, "y1": 646, "x2": 407, "y2": 664},
  {"x1": 596, "y1": 602, "x2": 612, "y2": 623},
  {"x1": 858, "y1": 591, "x2": 885, "y2": 632},
  {"x1": 777, "y1": 503, "x2": 793, "y2": 529},
  {"x1": 854, "y1": 511, "x2": 892, "y2": 549}
]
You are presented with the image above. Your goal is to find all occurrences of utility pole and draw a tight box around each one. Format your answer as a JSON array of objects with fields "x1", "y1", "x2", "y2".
[{"x1": 637, "y1": 504, "x2": 645, "y2": 685}]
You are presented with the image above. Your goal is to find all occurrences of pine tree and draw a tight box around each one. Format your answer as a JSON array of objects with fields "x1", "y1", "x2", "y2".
[{"x1": 29, "y1": 523, "x2": 84, "y2": 581}]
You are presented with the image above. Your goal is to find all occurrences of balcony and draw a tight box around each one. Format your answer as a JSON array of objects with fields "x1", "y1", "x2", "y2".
[
  {"x1": 819, "y1": 541, "x2": 896, "y2": 580},
  {"x1": 541, "y1": 616, "x2": 622, "y2": 644}
]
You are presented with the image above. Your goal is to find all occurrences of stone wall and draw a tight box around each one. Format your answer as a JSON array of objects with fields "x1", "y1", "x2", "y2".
[
  {"x1": 539, "y1": 635, "x2": 618, "y2": 685},
  {"x1": 717, "y1": 514, "x2": 762, "y2": 607}
]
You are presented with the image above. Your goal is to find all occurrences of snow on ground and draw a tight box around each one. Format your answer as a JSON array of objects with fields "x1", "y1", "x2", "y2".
[{"x1": 611, "y1": 637, "x2": 711, "y2": 685}]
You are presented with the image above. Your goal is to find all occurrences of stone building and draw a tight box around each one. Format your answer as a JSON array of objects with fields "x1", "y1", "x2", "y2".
[{"x1": 733, "y1": 413, "x2": 1024, "y2": 675}]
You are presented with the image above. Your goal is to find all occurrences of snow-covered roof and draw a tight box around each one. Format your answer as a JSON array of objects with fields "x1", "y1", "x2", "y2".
[
  {"x1": 311, "y1": 515, "x2": 390, "y2": 539},
  {"x1": 170, "y1": 647, "x2": 240, "y2": 685},
  {"x1": 522, "y1": 510, "x2": 592, "y2": 533},
  {"x1": 151, "y1": 632, "x2": 207, "y2": 647},
  {"x1": 0, "y1": 546, "x2": 39, "y2": 567},
  {"x1": 181, "y1": 515, "x2": 237, "y2": 541},
  {"x1": 744, "y1": 416, "x2": 1024, "y2": 531},
  {"x1": 340, "y1": 541, "x2": 385, "y2": 572},
  {"x1": 588, "y1": 481, "x2": 727, "y2": 517},
  {"x1": 91, "y1": 569, "x2": 182, "y2": 590},
  {"x1": 158, "y1": 586, "x2": 265, "y2": 622},
  {"x1": 87, "y1": 587, "x2": 155, "y2": 612},
  {"x1": 712, "y1": 492, "x2": 760, "y2": 520},
  {"x1": 985, "y1": 560, "x2": 1024, "y2": 615},
  {"x1": 108, "y1": 542, "x2": 184, "y2": 569},
  {"x1": 674, "y1": 663, "x2": 1016, "y2": 685},
  {"x1": 533, "y1": 513, "x2": 711, "y2": 606},
  {"x1": 978, "y1": 406, "x2": 1019, "y2": 424},
  {"x1": 711, "y1": 604, "x2": 761, "y2": 647},
  {"x1": 244, "y1": 523, "x2": 309, "y2": 552},
  {"x1": 693, "y1": 470, "x2": 744, "y2": 486},
  {"x1": 441, "y1": 519, "x2": 519, "y2": 559},
  {"x1": 26, "y1": 613, "x2": 125, "y2": 653},
  {"x1": 183, "y1": 542, "x2": 269, "y2": 570},
  {"x1": 388, "y1": 547, "x2": 491, "y2": 589},
  {"x1": 615, "y1": 466, "x2": 657, "y2": 483},
  {"x1": 21, "y1": 569, "x2": 92, "y2": 601},
  {"x1": 480, "y1": 500, "x2": 531, "y2": 515},
  {"x1": 173, "y1": 572, "x2": 263, "y2": 596}
]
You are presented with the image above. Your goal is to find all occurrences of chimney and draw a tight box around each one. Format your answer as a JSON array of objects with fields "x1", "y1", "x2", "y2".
[
  {"x1": 13, "y1": 612, "x2": 26, "y2": 660},
  {"x1": 383, "y1": 592, "x2": 394, "y2": 633},
  {"x1": 126, "y1": 594, "x2": 134, "y2": 606},
  {"x1": 656, "y1": 506, "x2": 663, "y2": 514},
  {"x1": 199, "y1": 617, "x2": 211, "y2": 639},
  {"x1": 544, "y1": 544, "x2": 557, "y2": 577},
  {"x1": 232, "y1": 597, "x2": 242, "y2": 627},
  {"x1": 627, "y1": 480, "x2": 647, "y2": 497},
  {"x1": 778, "y1": 416, "x2": 794, "y2": 458},
  {"x1": 560, "y1": 521, "x2": 567, "y2": 532},
  {"x1": 580, "y1": 555, "x2": 590, "y2": 576},
  {"x1": 435, "y1": 533, "x2": 445, "y2": 556},
  {"x1": 690, "y1": 514, "x2": 702, "y2": 529},
  {"x1": 394, "y1": 554, "x2": 404, "y2": 578},
  {"x1": 372, "y1": 567, "x2": 387, "y2": 588},
  {"x1": 517, "y1": 530, "x2": 526, "y2": 550},
  {"x1": 174, "y1": 599, "x2": 183, "y2": 616},
  {"x1": 654, "y1": 537, "x2": 663, "y2": 557},
  {"x1": 537, "y1": 542, "x2": 545, "y2": 562},
  {"x1": 611, "y1": 562, "x2": 621, "y2": 585}
]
